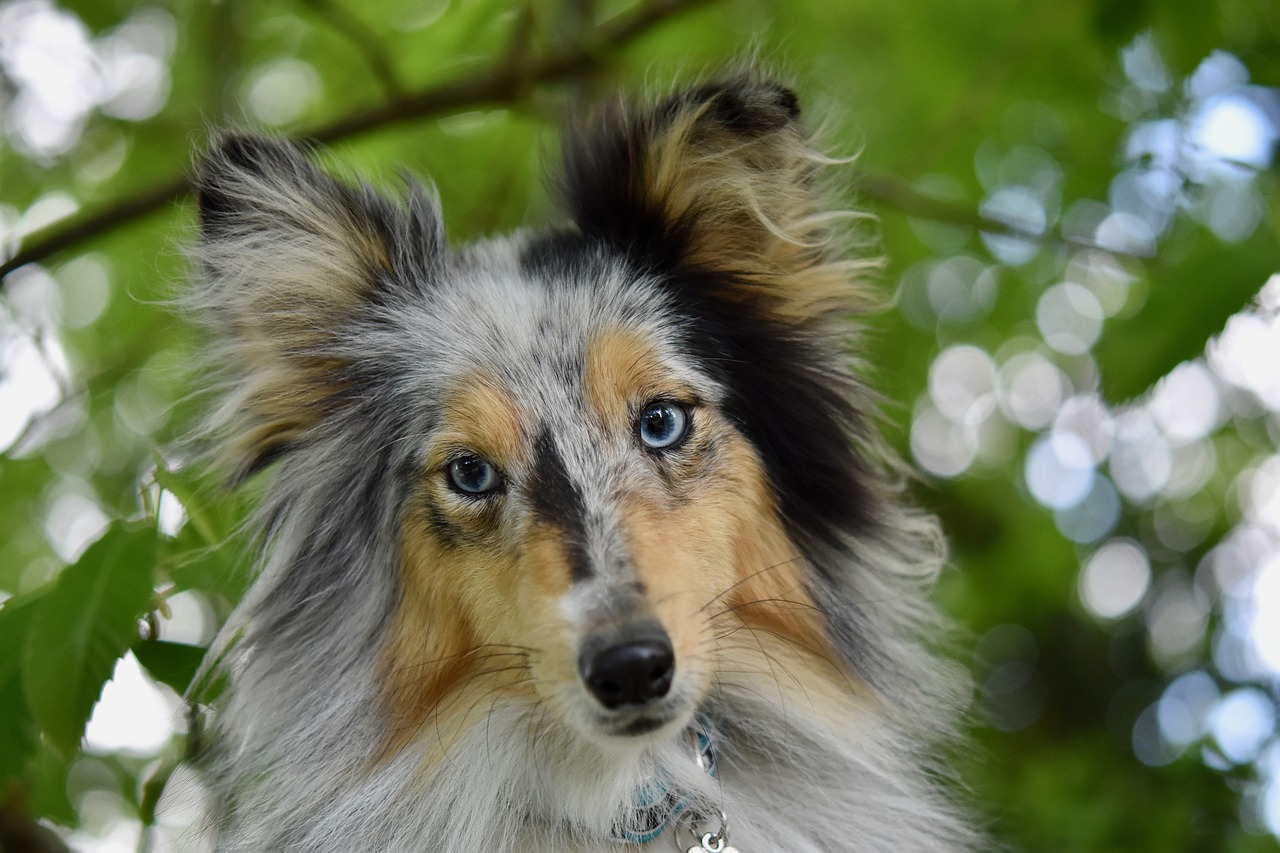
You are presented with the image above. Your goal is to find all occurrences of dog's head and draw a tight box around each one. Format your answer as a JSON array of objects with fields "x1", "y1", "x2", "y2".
[{"x1": 193, "y1": 76, "x2": 891, "y2": 755}]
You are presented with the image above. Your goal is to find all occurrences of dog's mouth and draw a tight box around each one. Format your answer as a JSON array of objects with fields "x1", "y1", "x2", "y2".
[
  {"x1": 620, "y1": 715, "x2": 670, "y2": 736},
  {"x1": 586, "y1": 697, "x2": 690, "y2": 739}
]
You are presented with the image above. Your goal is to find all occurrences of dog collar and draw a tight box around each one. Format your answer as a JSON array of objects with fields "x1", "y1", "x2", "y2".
[{"x1": 609, "y1": 717, "x2": 718, "y2": 845}]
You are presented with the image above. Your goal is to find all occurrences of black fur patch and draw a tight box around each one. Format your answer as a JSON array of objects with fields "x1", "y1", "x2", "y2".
[
  {"x1": 550, "y1": 75, "x2": 884, "y2": 571},
  {"x1": 661, "y1": 78, "x2": 800, "y2": 135},
  {"x1": 555, "y1": 112, "x2": 675, "y2": 272},
  {"x1": 555, "y1": 75, "x2": 803, "y2": 270},
  {"x1": 423, "y1": 502, "x2": 467, "y2": 550},
  {"x1": 197, "y1": 135, "x2": 321, "y2": 237},
  {"x1": 662, "y1": 269, "x2": 883, "y2": 561},
  {"x1": 529, "y1": 428, "x2": 592, "y2": 582},
  {"x1": 239, "y1": 438, "x2": 298, "y2": 482}
]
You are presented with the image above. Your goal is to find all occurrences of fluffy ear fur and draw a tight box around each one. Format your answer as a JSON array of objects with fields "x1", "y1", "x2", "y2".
[
  {"x1": 558, "y1": 75, "x2": 886, "y2": 550},
  {"x1": 191, "y1": 135, "x2": 444, "y2": 481},
  {"x1": 558, "y1": 73, "x2": 867, "y2": 321}
]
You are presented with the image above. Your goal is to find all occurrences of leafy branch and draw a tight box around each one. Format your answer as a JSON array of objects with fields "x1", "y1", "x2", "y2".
[
  {"x1": 0, "y1": 0, "x2": 714, "y2": 283},
  {"x1": 0, "y1": 0, "x2": 1127, "y2": 287}
]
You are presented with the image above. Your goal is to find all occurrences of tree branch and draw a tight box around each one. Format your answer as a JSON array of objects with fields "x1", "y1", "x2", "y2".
[
  {"x1": 855, "y1": 170, "x2": 1145, "y2": 256},
  {"x1": 0, "y1": 0, "x2": 1130, "y2": 285},
  {"x1": 0, "y1": 0, "x2": 714, "y2": 283},
  {"x1": 294, "y1": 0, "x2": 406, "y2": 98},
  {"x1": 1, "y1": 179, "x2": 191, "y2": 283},
  {"x1": 0, "y1": 786, "x2": 71, "y2": 853}
]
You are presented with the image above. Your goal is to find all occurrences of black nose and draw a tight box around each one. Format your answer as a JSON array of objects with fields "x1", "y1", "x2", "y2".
[{"x1": 579, "y1": 633, "x2": 675, "y2": 710}]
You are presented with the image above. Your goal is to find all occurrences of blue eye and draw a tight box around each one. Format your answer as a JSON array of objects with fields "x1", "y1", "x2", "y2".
[
  {"x1": 448, "y1": 455, "x2": 502, "y2": 496},
  {"x1": 638, "y1": 402, "x2": 689, "y2": 450}
]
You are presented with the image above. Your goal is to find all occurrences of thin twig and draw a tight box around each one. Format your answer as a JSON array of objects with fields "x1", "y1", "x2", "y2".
[
  {"x1": 855, "y1": 170, "x2": 1144, "y2": 256},
  {"x1": 294, "y1": 0, "x2": 405, "y2": 98},
  {"x1": 0, "y1": 0, "x2": 714, "y2": 283},
  {"x1": 0, "y1": 0, "x2": 1120, "y2": 283},
  {"x1": 1, "y1": 179, "x2": 190, "y2": 282}
]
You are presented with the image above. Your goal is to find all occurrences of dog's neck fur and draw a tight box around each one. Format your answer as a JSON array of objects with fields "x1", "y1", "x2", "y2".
[{"x1": 213, "y1": 681, "x2": 970, "y2": 852}]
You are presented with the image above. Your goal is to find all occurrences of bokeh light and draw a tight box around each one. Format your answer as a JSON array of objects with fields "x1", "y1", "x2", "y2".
[
  {"x1": 905, "y1": 32, "x2": 1280, "y2": 835},
  {"x1": 1026, "y1": 431, "x2": 1095, "y2": 510},
  {"x1": 245, "y1": 58, "x2": 322, "y2": 127},
  {"x1": 998, "y1": 350, "x2": 1070, "y2": 429},
  {"x1": 1079, "y1": 538, "x2": 1151, "y2": 620},
  {"x1": 1211, "y1": 688, "x2": 1276, "y2": 765},
  {"x1": 0, "y1": 0, "x2": 174, "y2": 157},
  {"x1": 1037, "y1": 283, "x2": 1104, "y2": 355}
]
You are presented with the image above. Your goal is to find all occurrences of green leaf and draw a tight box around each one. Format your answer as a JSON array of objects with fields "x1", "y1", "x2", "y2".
[
  {"x1": 25, "y1": 743, "x2": 77, "y2": 827},
  {"x1": 0, "y1": 677, "x2": 39, "y2": 786},
  {"x1": 0, "y1": 591, "x2": 43, "y2": 689},
  {"x1": 20, "y1": 524, "x2": 158, "y2": 755},
  {"x1": 132, "y1": 639, "x2": 206, "y2": 695},
  {"x1": 151, "y1": 457, "x2": 226, "y2": 546},
  {"x1": 0, "y1": 593, "x2": 44, "y2": 783}
]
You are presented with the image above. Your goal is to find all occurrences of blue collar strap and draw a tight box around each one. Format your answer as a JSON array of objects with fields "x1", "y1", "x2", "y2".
[{"x1": 609, "y1": 718, "x2": 718, "y2": 845}]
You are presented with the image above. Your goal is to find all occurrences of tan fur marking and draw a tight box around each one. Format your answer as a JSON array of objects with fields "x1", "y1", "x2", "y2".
[
  {"x1": 380, "y1": 377, "x2": 559, "y2": 759},
  {"x1": 380, "y1": 523, "x2": 474, "y2": 756},
  {"x1": 620, "y1": 414, "x2": 855, "y2": 714},
  {"x1": 585, "y1": 322, "x2": 855, "y2": 712},
  {"x1": 229, "y1": 350, "x2": 350, "y2": 476},
  {"x1": 583, "y1": 328, "x2": 685, "y2": 425},
  {"x1": 522, "y1": 524, "x2": 575, "y2": 603},
  {"x1": 380, "y1": 520, "x2": 538, "y2": 760},
  {"x1": 711, "y1": 433, "x2": 861, "y2": 710},
  {"x1": 620, "y1": 488, "x2": 735, "y2": 693},
  {"x1": 429, "y1": 376, "x2": 524, "y2": 469},
  {"x1": 638, "y1": 102, "x2": 872, "y2": 323}
]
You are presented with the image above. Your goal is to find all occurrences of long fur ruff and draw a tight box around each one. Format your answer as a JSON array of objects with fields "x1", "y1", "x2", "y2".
[{"x1": 184, "y1": 72, "x2": 978, "y2": 852}]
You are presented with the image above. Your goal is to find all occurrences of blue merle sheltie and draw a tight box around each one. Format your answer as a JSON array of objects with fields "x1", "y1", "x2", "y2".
[{"x1": 187, "y1": 73, "x2": 978, "y2": 851}]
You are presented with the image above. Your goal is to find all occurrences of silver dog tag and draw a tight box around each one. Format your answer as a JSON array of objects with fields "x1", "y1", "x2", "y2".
[{"x1": 686, "y1": 833, "x2": 739, "y2": 853}]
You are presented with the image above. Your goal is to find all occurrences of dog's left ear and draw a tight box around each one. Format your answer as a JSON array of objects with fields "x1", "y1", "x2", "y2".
[
  {"x1": 559, "y1": 74, "x2": 860, "y2": 320},
  {"x1": 561, "y1": 77, "x2": 888, "y2": 549}
]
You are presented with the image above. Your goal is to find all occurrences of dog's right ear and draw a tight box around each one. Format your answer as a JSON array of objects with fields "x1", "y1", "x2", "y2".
[{"x1": 192, "y1": 134, "x2": 444, "y2": 482}]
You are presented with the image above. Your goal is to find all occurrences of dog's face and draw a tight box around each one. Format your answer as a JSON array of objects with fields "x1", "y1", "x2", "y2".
[
  {"x1": 195, "y1": 77, "x2": 884, "y2": 757},
  {"x1": 380, "y1": 262, "x2": 819, "y2": 747}
]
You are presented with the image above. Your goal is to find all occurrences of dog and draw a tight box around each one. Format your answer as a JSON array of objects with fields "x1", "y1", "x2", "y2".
[{"x1": 186, "y1": 73, "x2": 977, "y2": 852}]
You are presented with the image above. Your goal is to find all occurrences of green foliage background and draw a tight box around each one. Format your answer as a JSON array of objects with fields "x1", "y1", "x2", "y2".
[{"x1": 1, "y1": 0, "x2": 1279, "y2": 849}]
